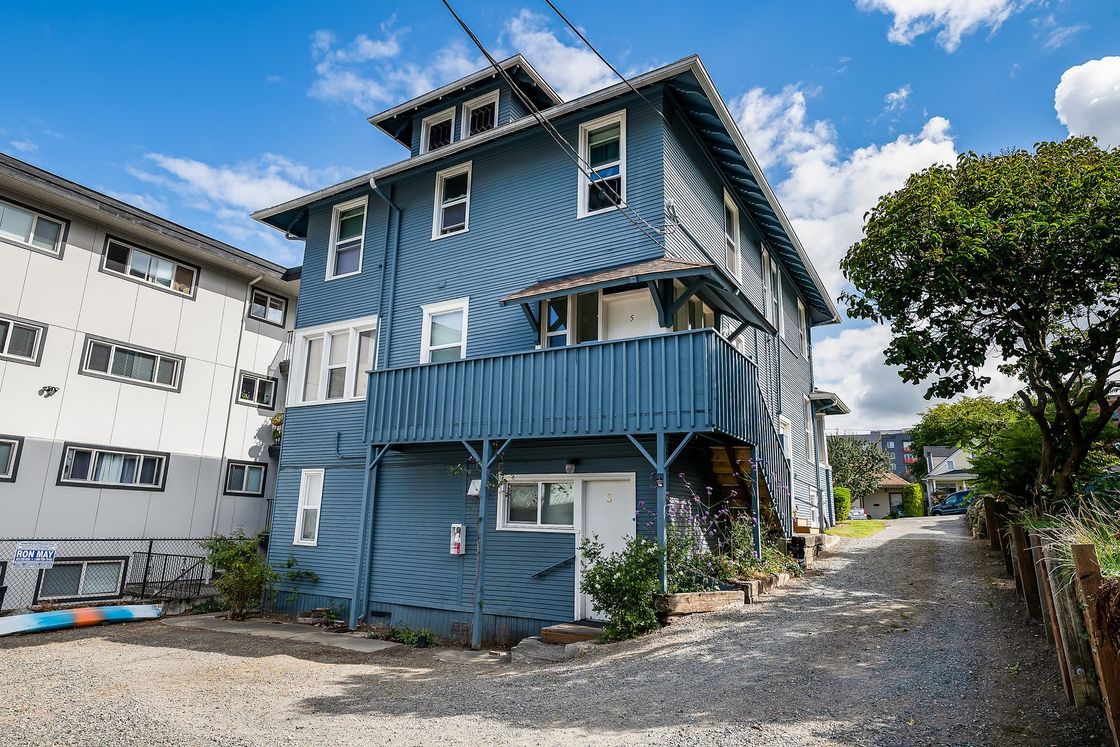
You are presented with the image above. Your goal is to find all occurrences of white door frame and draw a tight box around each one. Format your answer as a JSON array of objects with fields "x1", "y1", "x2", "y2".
[{"x1": 571, "y1": 472, "x2": 636, "y2": 621}]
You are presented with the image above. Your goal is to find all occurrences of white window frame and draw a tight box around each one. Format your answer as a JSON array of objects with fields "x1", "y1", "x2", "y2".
[
  {"x1": 805, "y1": 398, "x2": 816, "y2": 465},
  {"x1": 577, "y1": 109, "x2": 627, "y2": 218},
  {"x1": 0, "y1": 197, "x2": 66, "y2": 255},
  {"x1": 420, "y1": 297, "x2": 469, "y2": 364},
  {"x1": 59, "y1": 444, "x2": 169, "y2": 490},
  {"x1": 237, "y1": 371, "x2": 278, "y2": 410},
  {"x1": 0, "y1": 313, "x2": 46, "y2": 365},
  {"x1": 761, "y1": 247, "x2": 783, "y2": 336},
  {"x1": 723, "y1": 189, "x2": 741, "y2": 279},
  {"x1": 420, "y1": 106, "x2": 456, "y2": 154},
  {"x1": 102, "y1": 237, "x2": 198, "y2": 298},
  {"x1": 36, "y1": 558, "x2": 127, "y2": 602},
  {"x1": 497, "y1": 476, "x2": 578, "y2": 533},
  {"x1": 460, "y1": 89, "x2": 500, "y2": 139},
  {"x1": 817, "y1": 414, "x2": 829, "y2": 468},
  {"x1": 0, "y1": 435, "x2": 22, "y2": 482},
  {"x1": 326, "y1": 196, "x2": 367, "y2": 281},
  {"x1": 797, "y1": 298, "x2": 808, "y2": 357},
  {"x1": 431, "y1": 162, "x2": 472, "y2": 240},
  {"x1": 779, "y1": 416, "x2": 792, "y2": 457},
  {"x1": 288, "y1": 315, "x2": 379, "y2": 406},
  {"x1": 224, "y1": 460, "x2": 268, "y2": 497},
  {"x1": 248, "y1": 288, "x2": 287, "y2": 327},
  {"x1": 79, "y1": 336, "x2": 184, "y2": 391},
  {"x1": 293, "y1": 468, "x2": 324, "y2": 546}
]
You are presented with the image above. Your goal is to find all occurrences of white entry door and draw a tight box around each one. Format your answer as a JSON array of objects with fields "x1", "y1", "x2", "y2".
[
  {"x1": 578, "y1": 477, "x2": 636, "y2": 621},
  {"x1": 602, "y1": 289, "x2": 664, "y2": 340}
]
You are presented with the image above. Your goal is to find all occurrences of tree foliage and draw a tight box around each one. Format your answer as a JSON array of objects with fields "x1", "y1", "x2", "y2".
[
  {"x1": 827, "y1": 436, "x2": 892, "y2": 500},
  {"x1": 200, "y1": 531, "x2": 278, "y2": 620},
  {"x1": 909, "y1": 396, "x2": 1021, "y2": 479},
  {"x1": 842, "y1": 138, "x2": 1120, "y2": 510},
  {"x1": 901, "y1": 484, "x2": 924, "y2": 517},
  {"x1": 833, "y1": 486, "x2": 852, "y2": 520}
]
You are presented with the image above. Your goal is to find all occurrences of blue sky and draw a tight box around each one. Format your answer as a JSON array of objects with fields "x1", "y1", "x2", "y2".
[{"x1": 4, "y1": 1, "x2": 1119, "y2": 429}]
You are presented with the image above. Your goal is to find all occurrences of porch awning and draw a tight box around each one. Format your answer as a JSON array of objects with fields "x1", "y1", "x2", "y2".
[
  {"x1": 500, "y1": 257, "x2": 775, "y2": 335},
  {"x1": 809, "y1": 389, "x2": 850, "y2": 416}
]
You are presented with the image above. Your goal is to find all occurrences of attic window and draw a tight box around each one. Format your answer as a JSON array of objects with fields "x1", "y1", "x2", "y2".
[
  {"x1": 462, "y1": 90, "x2": 499, "y2": 139},
  {"x1": 421, "y1": 107, "x2": 455, "y2": 154}
]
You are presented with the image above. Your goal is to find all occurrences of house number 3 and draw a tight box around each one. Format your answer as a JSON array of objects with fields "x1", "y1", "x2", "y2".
[{"x1": 606, "y1": 492, "x2": 614, "y2": 503}]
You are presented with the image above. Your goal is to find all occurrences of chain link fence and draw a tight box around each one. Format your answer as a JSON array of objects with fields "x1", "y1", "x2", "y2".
[{"x1": 0, "y1": 537, "x2": 216, "y2": 613}]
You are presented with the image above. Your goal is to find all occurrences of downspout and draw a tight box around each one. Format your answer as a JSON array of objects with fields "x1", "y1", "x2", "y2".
[
  {"x1": 211, "y1": 274, "x2": 265, "y2": 536},
  {"x1": 347, "y1": 179, "x2": 401, "y2": 628}
]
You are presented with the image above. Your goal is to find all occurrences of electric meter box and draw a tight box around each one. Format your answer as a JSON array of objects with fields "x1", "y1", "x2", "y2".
[{"x1": 449, "y1": 523, "x2": 465, "y2": 555}]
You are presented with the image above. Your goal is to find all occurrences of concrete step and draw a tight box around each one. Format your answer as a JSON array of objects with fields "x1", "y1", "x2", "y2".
[
  {"x1": 510, "y1": 635, "x2": 596, "y2": 663},
  {"x1": 539, "y1": 622, "x2": 603, "y2": 645}
]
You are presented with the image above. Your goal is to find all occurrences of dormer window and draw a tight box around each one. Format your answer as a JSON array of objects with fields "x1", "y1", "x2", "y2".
[
  {"x1": 461, "y1": 90, "x2": 499, "y2": 139},
  {"x1": 421, "y1": 107, "x2": 455, "y2": 154}
]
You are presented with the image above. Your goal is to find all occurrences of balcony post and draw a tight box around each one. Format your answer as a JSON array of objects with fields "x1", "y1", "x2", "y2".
[
  {"x1": 656, "y1": 432, "x2": 668, "y2": 593},
  {"x1": 751, "y1": 459, "x2": 762, "y2": 559},
  {"x1": 471, "y1": 439, "x2": 493, "y2": 650}
]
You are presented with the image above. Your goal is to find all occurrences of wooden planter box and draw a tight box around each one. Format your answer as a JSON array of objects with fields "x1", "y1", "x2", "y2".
[{"x1": 655, "y1": 591, "x2": 744, "y2": 616}]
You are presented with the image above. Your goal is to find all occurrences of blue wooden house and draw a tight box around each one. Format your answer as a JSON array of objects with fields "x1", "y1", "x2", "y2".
[{"x1": 253, "y1": 54, "x2": 849, "y2": 647}]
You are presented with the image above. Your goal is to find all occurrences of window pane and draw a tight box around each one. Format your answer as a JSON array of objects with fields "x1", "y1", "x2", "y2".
[
  {"x1": 427, "y1": 120, "x2": 452, "y2": 151},
  {"x1": 105, "y1": 241, "x2": 129, "y2": 273},
  {"x1": 546, "y1": 297, "x2": 567, "y2": 335},
  {"x1": 441, "y1": 203, "x2": 467, "y2": 233},
  {"x1": 0, "y1": 203, "x2": 33, "y2": 242},
  {"x1": 139, "y1": 457, "x2": 160, "y2": 486},
  {"x1": 588, "y1": 176, "x2": 621, "y2": 211},
  {"x1": 40, "y1": 564, "x2": 82, "y2": 598},
  {"x1": 326, "y1": 367, "x2": 346, "y2": 399},
  {"x1": 95, "y1": 452, "x2": 125, "y2": 483},
  {"x1": 429, "y1": 311, "x2": 463, "y2": 348},
  {"x1": 575, "y1": 292, "x2": 599, "y2": 343},
  {"x1": 87, "y1": 342, "x2": 112, "y2": 372},
  {"x1": 240, "y1": 375, "x2": 257, "y2": 402},
  {"x1": 32, "y1": 217, "x2": 62, "y2": 251},
  {"x1": 257, "y1": 379, "x2": 275, "y2": 407},
  {"x1": 429, "y1": 346, "x2": 461, "y2": 363},
  {"x1": 81, "y1": 562, "x2": 123, "y2": 594},
  {"x1": 541, "y1": 482, "x2": 574, "y2": 525},
  {"x1": 0, "y1": 320, "x2": 8, "y2": 352},
  {"x1": 129, "y1": 250, "x2": 151, "y2": 280},
  {"x1": 588, "y1": 124, "x2": 620, "y2": 166},
  {"x1": 173, "y1": 265, "x2": 195, "y2": 294},
  {"x1": 150, "y1": 257, "x2": 174, "y2": 288},
  {"x1": 228, "y1": 464, "x2": 246, "y2": 491},
  {"x1": 507, "y1": 484, "x2": 538, "y2": 523},
  {"x1": 250, "y1": 293, "x2": 268, "y2": 320},
  {"x1": 300, "y1": 508, "x2": 318, "y2": 541},
  {"x1": 68, "y1": 449, "x2": 92, "y2": 481},
  {"x1": 328, "y1": 332, "x2": 348, "y2": 366},
  {"x1": 156, "y1": 358, "x2": 178, "y2": 386},
  {"x1": 354, "y1": 330, "x2": 375, "y2": 397},
  {"x1": 7, "y1": 324, "x2": 37, "y2": 358},
  {"x1": 443, "y1": 172, "x2": 469, "y2": 202},
  {"x1": 120, "y1": 455, "x2": 139, "y2": 484},
  {"x1": 113, "y1": 349, "x2": 157, "y2": 382},
  {"x1": 338, "y1": 207, "x2": 364, "y2": 242},
  {"x1": 468, "y1": 103, "x2": 495, "y2": 135},
  {"x1": 245, "y1": 465, "x2": 264, "y2": 494},
  {"x1": 303, "y1": 337, "x2": 323, "y2": 401},
  {"x1": 266, "y1": 297, "x2": 285, "y2": 324},
  {"x1": 0, "y1": 441, "x2": 13, "y2": 476},
  {"x1": 334, "y1": 244, "x2": 360, "y2": 275}
]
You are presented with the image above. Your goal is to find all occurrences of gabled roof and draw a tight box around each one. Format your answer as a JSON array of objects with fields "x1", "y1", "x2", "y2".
[
  {"x1": 368, "y1": 54, "x2": 562, "y2": 149},
  {"x1": 809, "y1": 390, "x2": 850, "y2": 415},
  {"x1": 253, "y1": 55, "x2": 839, "y2": 324},
  {"x1": 879, "y1": 472, "x2": 911, "y2": 488}
]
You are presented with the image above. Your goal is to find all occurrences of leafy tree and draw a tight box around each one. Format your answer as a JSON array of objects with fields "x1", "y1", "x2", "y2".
[
  {"x1": 909, "y1": 397, "x2": 1021, "y2": 479},
  {"x1": 901, "y1": 484, "x2": 924, "y2": 517},
  {"x1": 201, "y1": 531, "x2": 278, "y2": 620},
  {"x1": 827, "y1": 436, "x2": 892, "y2": 500},
  {"x1": 842, "y1": 138, "x2": 1120, "y2": 510}
]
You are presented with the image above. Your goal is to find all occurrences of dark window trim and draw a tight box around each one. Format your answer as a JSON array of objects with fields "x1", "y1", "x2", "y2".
[
  {"x1": 0, "y1": 313, "x2": 48, "y2": 367},
  {"x1": 247, "y1": 288, "x2": 288, "y2": 328},
  {"x1": 99, "y1": 234, "x2": 201, "y2": 301},
  {"x1": 0, "y1": 434, "x2": 25, "y2": 483},
  {"x1": 77, "y1": 334, "x2": 185, "y2": 393},
  {"x1": 55, "y1": 441, "x2": 171, "y2": 492},
  {"x1": 224, "y1": 459, "x2": 269, "y2": 497},
  {"x1": 235, "y1": 370, "x2": 278, "y2": 411},
  {"x1": 0, "y1": 192, "x2": 70, "y2": 259},
  {"x1": 32, "y1": 555, "x2": 131, "y2": 605}
]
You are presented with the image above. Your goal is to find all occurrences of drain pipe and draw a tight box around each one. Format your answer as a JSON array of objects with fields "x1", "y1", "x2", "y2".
[
  {"x1": 211, "y1": 274, "x2": 265, "y2": 536},
  {"x1": 347, "y1": 179, "x2": 401, "y2": 629}
]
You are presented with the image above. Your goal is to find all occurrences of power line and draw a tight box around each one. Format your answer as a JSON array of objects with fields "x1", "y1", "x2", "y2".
[
  {"x1": 541, "y1": 0, "x2": 669, "y2": 126},
  {"x1": 438, "y1": 0, "x2": 668, "y2": 249}
]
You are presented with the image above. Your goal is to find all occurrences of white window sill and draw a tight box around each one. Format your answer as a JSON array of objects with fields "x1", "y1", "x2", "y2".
[
  {"x1": 286, "y1": 396, "x2": 367, "y2": 408},
  {"x1": 577, "y1": 205, "x2": 621, "y2": 220},
  {"x1": 292, "y1": 539, "x2": 318, "y2": 547},
  {"x1": 431, "y1": 227, "x2": 469, "y2": 241},
  {"x1": 325, "y1": 270, "x2": 362, "y2": 282},
  {"x1": 496, "y1": 523, "x2": 575, "y2": 534}
]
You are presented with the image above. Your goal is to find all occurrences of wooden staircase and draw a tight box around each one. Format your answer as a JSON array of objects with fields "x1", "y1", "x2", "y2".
[{"x1": 708, "y1": 445, "x2": 782, "y2": 532}]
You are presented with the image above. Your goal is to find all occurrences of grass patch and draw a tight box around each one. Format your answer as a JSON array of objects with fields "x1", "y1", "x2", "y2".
[{"x1": 826, "y1": 520, "x2": 888, "y2": 538}]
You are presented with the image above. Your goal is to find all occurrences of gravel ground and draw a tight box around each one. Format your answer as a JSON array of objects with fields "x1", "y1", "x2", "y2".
[{"x1": 0, "y1": 515, "x2": 1107, "y2": 746}]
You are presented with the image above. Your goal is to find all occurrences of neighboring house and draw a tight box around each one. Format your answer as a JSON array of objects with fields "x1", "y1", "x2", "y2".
[
  {"x1": 924, "y1": 446, "x2": 977, "y2": 499},
  {"x1": 853, "y1": 429, "x2": 916, "y2": 479},
  {"x1": 853, "y1": 472, "x2": 911, "y2": 519},
  {"x1": 0, "y1": 153, "x2": 297, "y2": 608},
  {"x1": 253, "y1": 54, "x2": 846, "y2": 645}
]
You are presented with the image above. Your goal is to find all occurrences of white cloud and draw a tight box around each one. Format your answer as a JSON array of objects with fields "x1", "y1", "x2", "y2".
[
  {"x1": 730, "y1": 86, "x2": 957, "y2": 297},
  {"x1": 9, "y1": 139, "x2": 38, "y2": 154},
  {"x1": 1055, "y1": 56, "x2": 1120, "y2": 148},
  {"x1": 855, "y1": 0, "x2": 1019, "y2": 52},
  {"x1": 503, "y1": 9, "x2": 617, "y2": 100},
  {"x1": 1032, "y1": 14, "x2": 1088, "y2": 51},
  {"x1": 884, "y1": 84, "x2": 911, "y2": 111}
]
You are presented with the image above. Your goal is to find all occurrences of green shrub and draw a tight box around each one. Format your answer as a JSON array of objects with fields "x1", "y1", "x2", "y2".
[
  {"x1": 833, "y1": 486, "x2": 852, "y2": 520},
  {"x1": 901, "y1": 483, "x2": 924, "y2": 517},
  {"x1": 579, "y1": 536, "x2": 662, "y2": 642},
  {"x1": 200, "y1": 531, "x2": 279, "y2": 620}
]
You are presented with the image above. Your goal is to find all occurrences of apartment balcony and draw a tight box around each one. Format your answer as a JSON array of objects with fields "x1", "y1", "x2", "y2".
[{"x1": 364, "y1": 329, "x2": 772, "y2": 446}]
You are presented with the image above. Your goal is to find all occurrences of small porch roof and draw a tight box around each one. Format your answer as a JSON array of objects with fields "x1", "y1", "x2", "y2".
[
  {"x1": 499, "y1": 257, "x2": 775, "y2": 335},
  {"x1": 809, "y1": 389, "x2": 850, "y2": 416}
]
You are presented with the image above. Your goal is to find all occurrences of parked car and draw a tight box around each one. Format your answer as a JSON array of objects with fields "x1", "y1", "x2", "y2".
[
  {"x1": 931, "y1": 490, "x2": 974, "y2": 516},
  {"x1": 848, "y1": 507, "x2": 869, "y2": 520}
]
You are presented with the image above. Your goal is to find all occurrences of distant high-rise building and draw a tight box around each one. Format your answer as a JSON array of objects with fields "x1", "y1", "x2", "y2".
[{"x1": 851, "y1": 429, "x2": 916, "y2": 479}]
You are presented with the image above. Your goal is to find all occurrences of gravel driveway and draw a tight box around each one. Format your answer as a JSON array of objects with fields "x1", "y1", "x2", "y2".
[{"x1": 0, "y1": 516, "x2": 1107, "y2": 746}]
